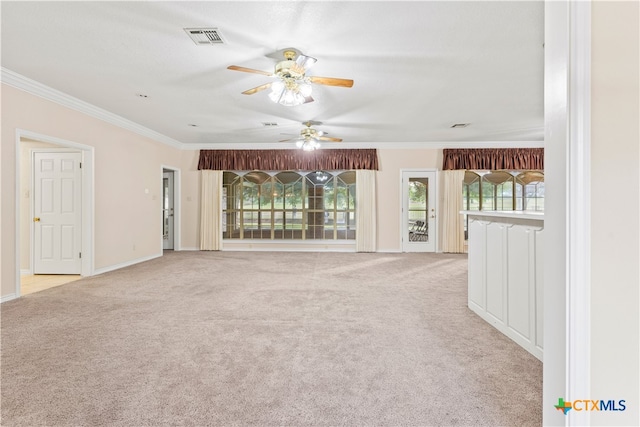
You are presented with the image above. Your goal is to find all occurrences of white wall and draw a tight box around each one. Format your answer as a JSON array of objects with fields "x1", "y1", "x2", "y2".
[
  {"x1": 590, "y1": 1, "x2": 639, "y2": 425},
  {"x1": 544, "y1": 2, "x2": 639, "y2": 426},
  {"x1": 543, "y1": 1, "x2": 569, "y2": 424},
  {"x1": 1, "y1": 84, "x2": 201, "y2": 298},
  {"x1": 376, "y1": 148, "x2": 440, "y2": 252}
]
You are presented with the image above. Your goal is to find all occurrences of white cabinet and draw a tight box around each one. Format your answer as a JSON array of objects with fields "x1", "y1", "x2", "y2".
[{"x1": 465, "y1": 211, "x2": 544, "y2": 360}]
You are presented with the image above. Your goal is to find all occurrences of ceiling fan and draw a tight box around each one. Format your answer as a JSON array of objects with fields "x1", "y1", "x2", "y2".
[
  {"x1": 227, "y1": 48, "x2": 354, "y2": 106},
  {"x1": 279, "y1": 121, "x2": 342, "y2": 151}
]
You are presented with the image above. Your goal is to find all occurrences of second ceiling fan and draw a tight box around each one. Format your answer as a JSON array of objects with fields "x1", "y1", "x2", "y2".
[
  {"x1": 279, "y1": 121, "x2": 342, "y2": 151},
  {"x1": 227, "y1": 48, "x2": 354, "y2": 106}
]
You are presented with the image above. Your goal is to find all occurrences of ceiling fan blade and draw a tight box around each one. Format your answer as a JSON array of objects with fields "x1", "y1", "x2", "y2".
[
  {"x1": 318, "y1": 136, "x2": 343, "y2": 142},
  {"x1": 227, "y1": 65, "x2": 273, "y2": 77},
  {"x1": 309, "y1": 76, "x2": 354, "y2": 88},
  {"x1": 279, "y1": 137, "x2": 297, "y2": 142},
  {"x1": 242, "y1": 83, "x2": 272, "y2": 95}
]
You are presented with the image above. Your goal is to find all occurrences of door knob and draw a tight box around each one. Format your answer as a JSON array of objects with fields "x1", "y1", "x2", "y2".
[
  {"x1": 430, "y1": 215, "x2": 435, "y2": 218},
  {"x1": 33, "y1": 217, "x2": 40, "y2": 222}
]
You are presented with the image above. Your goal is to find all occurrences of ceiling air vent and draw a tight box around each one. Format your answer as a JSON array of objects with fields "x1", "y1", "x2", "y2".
[
  {"x1": 184, "y1": 28, "x2": 224, "y2": 45},
  {"x1": 261, "y1": 122, "x2": 278, "y2": 127}
]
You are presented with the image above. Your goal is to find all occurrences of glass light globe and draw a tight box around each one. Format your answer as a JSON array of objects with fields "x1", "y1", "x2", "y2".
[
  {"x1": 298, "y1": 83, "x2": 312, "y2": 97},
  {"x1": 282, "y1": 90, "x2": 296, "y2": 106},
  {"x1": 269, "y1": 89, "x2": 283, "y2": 103},
  {"x1": 271, "y1": 80, "x2": 284, "y2": 92}
]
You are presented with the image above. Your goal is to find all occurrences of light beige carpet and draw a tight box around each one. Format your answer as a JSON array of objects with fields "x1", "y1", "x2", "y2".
[{"x1": 1, "y1": 251, "x2": 541, "y2": 426}]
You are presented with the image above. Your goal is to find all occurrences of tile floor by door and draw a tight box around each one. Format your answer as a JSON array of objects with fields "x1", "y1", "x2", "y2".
[{"x1": 20, "y1": 275, "x2": 82, "y2": 295}]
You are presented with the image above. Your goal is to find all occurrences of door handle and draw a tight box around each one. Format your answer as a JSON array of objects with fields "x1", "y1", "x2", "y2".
[
  {"x1": 430, "y1": 215, "x2": 435, "y2": 218},
  {"x1": 33, "y1": 217, "x2": 41, "y2": 222}
]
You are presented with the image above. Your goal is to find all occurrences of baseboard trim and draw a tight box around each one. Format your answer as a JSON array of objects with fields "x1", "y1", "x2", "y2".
[
  {"x1": 175, "y1": 247, "x2": 199, "y2": 251},
  {"x1": 221, "y1": 240, "x2": 356, "y2": 252},
  {"x1": 1, "y1": 294, "x2": 18, "y2": 303},
  {"x1": 93, "y1": 253, "x2": 162, "y2": 276}
]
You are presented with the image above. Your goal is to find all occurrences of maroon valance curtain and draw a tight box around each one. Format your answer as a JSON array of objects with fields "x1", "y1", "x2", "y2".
[
  {"x1": 198, "y1": 149, "x2": 379, "y2": 171},
  {"x1": 442, "y1": 148, "x2": 544, "y2": 170}
]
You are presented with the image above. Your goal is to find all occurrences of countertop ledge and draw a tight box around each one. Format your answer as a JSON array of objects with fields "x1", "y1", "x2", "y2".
[{"x1": 461, "y1": 210, "x2": 544, "y2": 221}]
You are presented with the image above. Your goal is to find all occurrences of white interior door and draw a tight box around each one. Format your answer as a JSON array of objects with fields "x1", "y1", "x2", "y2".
[
  {"x1": 402, "y1": 170, "x2": 437, "y2": 252},
  {"x1": 33, "y1": 151, "x2": 82, "y2": 274},
  {"x1": 162, "y1": 171, "x2": 174, "y2": 250}
]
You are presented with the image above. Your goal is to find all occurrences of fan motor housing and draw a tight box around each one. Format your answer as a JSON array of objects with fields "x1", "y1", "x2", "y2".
[{"x1": 275, "y1": 60, "x2": 305, "y2": 79}]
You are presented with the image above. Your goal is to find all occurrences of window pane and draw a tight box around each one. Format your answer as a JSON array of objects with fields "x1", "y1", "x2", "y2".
[
  {"x1": 464, "y1": 181, "x2": 480, "y2": 210},
  {"x1": 481, "y1": 181, "x2": 495, "y2": 210},
  {"x1": 323, "y1": 176, "x2": 335, "y2": 208},
  {"x1": 516, "y1": 183, "x2": 524, "y2": 210},
  {"x1": 272, "y1": 182, "x2": 284, "y2": 210},
  {"x1": 408, "y1": 179, "x2": 428, "y2": 230},
  {"x1": 243, "y1": 211, "x2": 257, "y2": 229},
  {"x1": 243, "y1": 182, "x2": 260, "y2": 210},
  {"x1": 260, "y1": 181, "x2": 273, "y2": 209},
  {"x1": 223, "y1": 172, "x2": 242, "y2": 239},
  {"x1": 495, "y1": 181, "x2": 514, "y2": 210},
  {"x1": 285, "y1": 181, "x2": 303, "y2": 209}
]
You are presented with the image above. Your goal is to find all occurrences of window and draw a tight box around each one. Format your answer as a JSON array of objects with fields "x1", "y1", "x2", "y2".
[
  {"x1": 462, "y1": 169, "x2": 544, "y2": 239},
  {"x1": 516, "y1": 171, "x2": 545, "y2": 211},
  {"x1": 223, "y1": 170, "x2": 356, "y2": 240},
  {"x1": 481, "y1": 171, "x2": 515, "y2": 211}
]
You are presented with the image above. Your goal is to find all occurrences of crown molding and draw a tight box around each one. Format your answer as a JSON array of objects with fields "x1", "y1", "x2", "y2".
[
  {"x1": 1, "y1": 67, "x2": 184, "y2": 149},
  {"x1": 184, "y1": 140, "x2": 544, "y2": 150}
]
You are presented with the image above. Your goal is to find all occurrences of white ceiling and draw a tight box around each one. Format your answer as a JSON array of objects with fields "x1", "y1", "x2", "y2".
[{"x1": 1, "y1": 1, "x2": 544, "y2": 149}]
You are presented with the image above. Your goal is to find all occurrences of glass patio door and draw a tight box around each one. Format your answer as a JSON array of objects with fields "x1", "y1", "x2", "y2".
[{"x1": 401, "y1": 170, "x2": 437, "y2": 252}]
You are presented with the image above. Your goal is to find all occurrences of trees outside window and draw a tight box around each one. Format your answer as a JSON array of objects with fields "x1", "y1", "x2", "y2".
[{"x1": 223, "y1": 170, "x2": 356, "y2": 240}]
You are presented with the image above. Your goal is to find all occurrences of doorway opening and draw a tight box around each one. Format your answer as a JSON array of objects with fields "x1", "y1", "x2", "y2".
[
  {"x1": 16, "y1": 130, "x2": 94, "y2": 298},
  {"x1": 401, "y1": 170, "x2": 437, "y2": 252},
  {"x1": 161, "y1": 166, "x2": 180, "y2": 252}
]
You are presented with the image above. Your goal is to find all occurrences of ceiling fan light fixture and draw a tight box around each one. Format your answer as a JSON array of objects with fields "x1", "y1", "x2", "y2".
[
  {"x1": 305, "y1": 140, "x2": 320, "y2": 151},
  {"x1": 228, "y1": 49, "x2": 353, "y2": 104},
  {"x1": 296, "y1": 54, "x2": 318, "y2": 71},
  {"x1": 298, "y1": 137, "x2": 320, "y2": 151},
  {"x1": 269, "y1": 79, "x2": 311, "y2": 107},
  {"x1": 298, "y1": 82, "x2": 312, "y2": 97},
  {"x1": 282, "y1": 90, "x2": 297, "y2": 106},
  {"x1": 268, "y1": 87, "x2": 284, "y2": 103}
]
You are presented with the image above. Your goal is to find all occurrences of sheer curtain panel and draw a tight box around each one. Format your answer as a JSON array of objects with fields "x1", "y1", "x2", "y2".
[
  {"x1": 200, "y1": 170, "x2": 223, "y2": 250},
  {"x1": 355, "y1": 170, "x2": 377, "y2": 252},
  {"x1": 441, "y1": 170, "x2": 466, "y2": 253}
]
